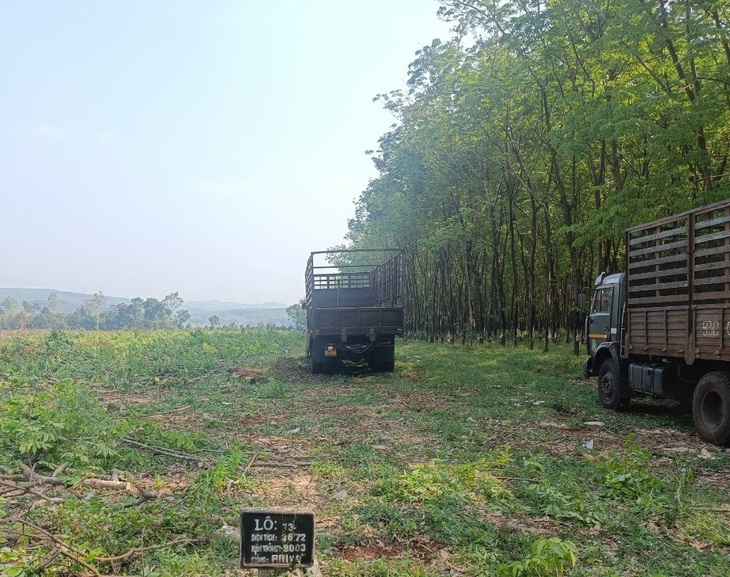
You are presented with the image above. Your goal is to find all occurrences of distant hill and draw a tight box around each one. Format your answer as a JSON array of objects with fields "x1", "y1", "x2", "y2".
[
  {"x1": 0, "y1": 288, "x2": 292, "y2": 327},
  {"x1": 0, "y1": 288, "x2": 129, "y2": 313},
  {"x1": 184, "y1": 304, "x2": 291, "y2": 327},
  {"x1": 184, "y1": 299, "x2": 285, "y2": 312}
]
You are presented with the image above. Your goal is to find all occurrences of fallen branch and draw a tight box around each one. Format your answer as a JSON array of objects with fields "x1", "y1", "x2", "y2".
[
  {"x1": 137, "y1": 405, "x2": 191, "y2": 420},
  {"x1": 495, "y1": 476, "x2": 539, "y2": 484},
  {"x1": 20, "y1": 464, "x2": 64, "y2": 486},
  {"x1": 17, "y1": 519, "x2": 103, "y2": 577},
  {"x1": 20, "y1": 464, "x2": 127, "y2": 490},
  {"x1": 17, "y1": 464, "x2": 158, "y2": 499},
  {"x1": 0, "y1": 479, "x2": 28, "y2": 494},
  {"x1": 118, "y1": 486, "x2": 159, "y2": 509},
  {"x1": 123, "y1": 437, "x2": 204, "y2": 462},
  {"x1": 695, "y1": 507, "x2": 730, "y2": 514},
  {"x1": 95, "y1": 537, "x2": 206, "y2": 564},
  {"x1": 81, "y1": 478, "x2": 134, "y2": 491},
  {"x1": 34, "y1": 546, "x2": 62, "y2": 572},
  {"x1": 251, "y1": 461, "x2": 313, "y2": 468},
  {"x1": 242, "y1": 454, "x2": 257, "y2": 475},
  {"x1": 0, "y1": 473, "x2": 27, "y2": 482},
  {"x1": 0, "y1": 479, "x2": 64, "y2": 504}
]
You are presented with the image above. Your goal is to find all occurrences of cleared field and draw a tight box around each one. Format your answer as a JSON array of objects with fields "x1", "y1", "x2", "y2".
[{"x1": 1, "y1": 329, "x2": 728, "y2": 576}]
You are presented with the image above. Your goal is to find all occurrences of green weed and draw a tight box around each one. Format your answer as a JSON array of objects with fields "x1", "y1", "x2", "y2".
[
  {"x1": 498, "y1": 537, "x2": 578, "y2": 577},
  {"x1": 0, "y1": 377, "x2": 122, "y2": 469},
  {"x1": 327, "y1": 557, "x2": 435, "y2": 577},
  {"x1": 189, "y1": 446, "x2": 256, "y2": 508},
  {"x1": 374, "y1": 458, "x2": 511, "y2": 506},
  {"x1": 523, "y1": 480, "x2": 602, "y2": 526},
  {"x1": 599, "y1": 440, "x2": 679, "y2": 520},
  {"x1": 255, "y1": 378, "x2": 288, "y2": 399}
]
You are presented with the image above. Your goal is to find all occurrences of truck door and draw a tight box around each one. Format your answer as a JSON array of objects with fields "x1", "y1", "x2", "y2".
[{"x1": 588, "y1": 286, "x2": 613, "y2": 357}]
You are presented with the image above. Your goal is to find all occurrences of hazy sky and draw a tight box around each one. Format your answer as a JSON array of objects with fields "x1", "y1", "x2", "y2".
[{"x1": 0, "y1": 1, "x2": 450, "y2": 305}]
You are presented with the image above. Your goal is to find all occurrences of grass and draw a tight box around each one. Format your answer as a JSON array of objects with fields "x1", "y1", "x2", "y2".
[{"x1": 0, "y1": 329, "x2": 728, "y2": 576}]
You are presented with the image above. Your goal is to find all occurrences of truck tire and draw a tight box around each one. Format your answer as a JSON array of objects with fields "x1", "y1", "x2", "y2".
[
  {"x1": 311, "y1": 361, "x2": 323, "y2": 375},
  {"x1": 692, "y1": 372, "x2": 730, "y2": 446},
  {"x1": 598, "y1": 359, "x2": 630, "y2": 411}
]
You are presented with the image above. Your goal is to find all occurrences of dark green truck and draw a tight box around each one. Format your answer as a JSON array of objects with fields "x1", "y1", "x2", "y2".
[
  {"x1": 585, "y1": 200, "x2": 730, "y2": 445},
  {"x1": 305, "y1": 249, "x2": 404, "y2": 374}
]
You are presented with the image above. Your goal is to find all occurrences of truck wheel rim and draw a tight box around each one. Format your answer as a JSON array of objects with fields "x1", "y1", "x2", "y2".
[{"x1": 601, "y1": 373, "x2": 615, "y2": 401}]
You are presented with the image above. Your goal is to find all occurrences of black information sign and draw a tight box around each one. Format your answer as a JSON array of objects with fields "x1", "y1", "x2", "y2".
[{"x1": 240, "y1": 509, "x2": 315, "y2": 569}]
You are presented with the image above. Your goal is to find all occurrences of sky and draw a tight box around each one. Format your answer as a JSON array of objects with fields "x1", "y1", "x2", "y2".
[{"x1": 0, "y1": 1, "x2": 451, "y2": 305}]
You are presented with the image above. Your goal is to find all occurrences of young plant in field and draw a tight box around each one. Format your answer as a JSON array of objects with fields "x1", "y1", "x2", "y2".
[
  {"x1": 122, "y1": 419, "x2": 207, "y2": 453},
  {"x1": 0, "y1": 377, "x2": 122, "y2": 469},
  {"x1": 188, "y1": 447, "x2": 255, "y2": 512},
  {"x1": 498, "y1": 537, "x2": 578, "y2": 577},
  {"x1": 523, "y1": 480, "x2": 602, "y2": 527},
  {"x1": 0, "y1": 544, "x2": 30, "y2": 577},
  {"x1": 600, "y1": 440, "x2": 678, "y2": 520},
  {"x1": 374, "y1": 456, "x2": 512, "y2": 506}
]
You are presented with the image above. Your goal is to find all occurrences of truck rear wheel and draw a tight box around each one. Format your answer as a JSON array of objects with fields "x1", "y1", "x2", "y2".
[
  {"x1": 598, "y1": 359, "x2": 630, "y2": 411},
  {"x1": 692, "y1": 372, "x2": 730, "y2": 446}
]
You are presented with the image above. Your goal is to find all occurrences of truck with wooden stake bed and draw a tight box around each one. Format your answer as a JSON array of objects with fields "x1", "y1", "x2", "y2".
[
  {"x1": 305, "y1": 248, "x2": 404, "y2": 374},
  {"x1": 585, "y1": 199, "x2": 730, "y2": 445}
]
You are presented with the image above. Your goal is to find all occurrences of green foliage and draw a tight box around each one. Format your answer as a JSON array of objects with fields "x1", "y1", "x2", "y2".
[
  {"x1": 327, "y1": 556, "x2": 431, "y2": 577},
  {"x1": 123, "y1": 419, "x2": 207, "y2": 453},
  {"x1": 680, "y1": 511, "x2": 730, "y2": 549},
  {"x1": 350, "y1": 0, "x2": 730, "y2": 343},
  {"x1": 498, "y1": 537, "x2": 578, "y2": 577},
  {"x1": 286, "y1": 299, "x2": 307, "y2": 331},
  {"x1": 599, "y1": 440, "x2": 678, "y2": 519},
  {"x1": 255, "y1": 378, "x2": 288, "y2": 399},
  {"x1": 0, "y1": 545, "x2": 29, "y2": 577},
  {"x1": 0, "y1": 329, "x2": 302, "y2": 387},
  {"x1": 0, "y1": 291, "x2": 193, "y2": 330},
  {"x1": 353, "y1": 498, "x2": 421, "y2": 542},
  {"x1": 523, "y1": 480, "x2": 602, "y2": 527},
  {"x1": 0, "y1": 376, "x2": 122, "y2": 468},
  {"x1": 374, "y1": 456, "x2": 511, "y2": 506},
  {"x1": 0, "y1": 332, "x2": 727, "y2": 576},
  {"x1": 189, "y1": 447, "x2": 255, "y2": 508}
]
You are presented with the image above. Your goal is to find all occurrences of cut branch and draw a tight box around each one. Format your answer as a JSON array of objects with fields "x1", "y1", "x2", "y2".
[
  {"x1": 95, "y1": 537, "x2": 206, "y2": 564},
  {"x1": 17, "y1": 463, "x2": 158, "y2": 499},
  {"x1": 123, "y1": 437, "x2": 205, "y2": 462},
  {"x1": 17, "y1": 519, "x2": 103, "y2": 577}
]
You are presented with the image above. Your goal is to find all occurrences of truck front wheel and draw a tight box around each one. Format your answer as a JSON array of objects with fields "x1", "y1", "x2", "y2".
[
  {"x1": 693, "y1": 372, "x2": 730, "y2": 446},
  {"x1": 598, "y1": 359, "x2": 630, "y2": 411}
]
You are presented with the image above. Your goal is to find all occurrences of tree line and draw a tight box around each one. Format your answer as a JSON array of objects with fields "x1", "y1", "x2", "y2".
[
  {"x1": 0, "y1": 292, "x2": 191, "y2": 330},
  {"x1": 346, "y1": 0, "x2": 730, "y2": 349}
]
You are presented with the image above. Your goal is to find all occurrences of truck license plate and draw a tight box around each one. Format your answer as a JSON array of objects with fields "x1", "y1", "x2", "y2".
[{"x1": 324, "y1": 348, "x2": 337, "y2": 357}]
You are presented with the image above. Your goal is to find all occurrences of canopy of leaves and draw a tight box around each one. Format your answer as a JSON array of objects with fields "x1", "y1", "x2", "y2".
[{"x1": 349, "y1": 0, "x2": 730, "y2": 343}]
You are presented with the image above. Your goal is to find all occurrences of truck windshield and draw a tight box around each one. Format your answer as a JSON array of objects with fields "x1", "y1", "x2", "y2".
[{"x1": 591, "y1": 288, "x2": 612, "y2": 314}]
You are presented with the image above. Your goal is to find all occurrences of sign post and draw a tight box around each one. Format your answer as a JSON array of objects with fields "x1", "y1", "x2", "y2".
[{"x1": 240, "y1": 509, "x2": 315, "y2": 574}]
